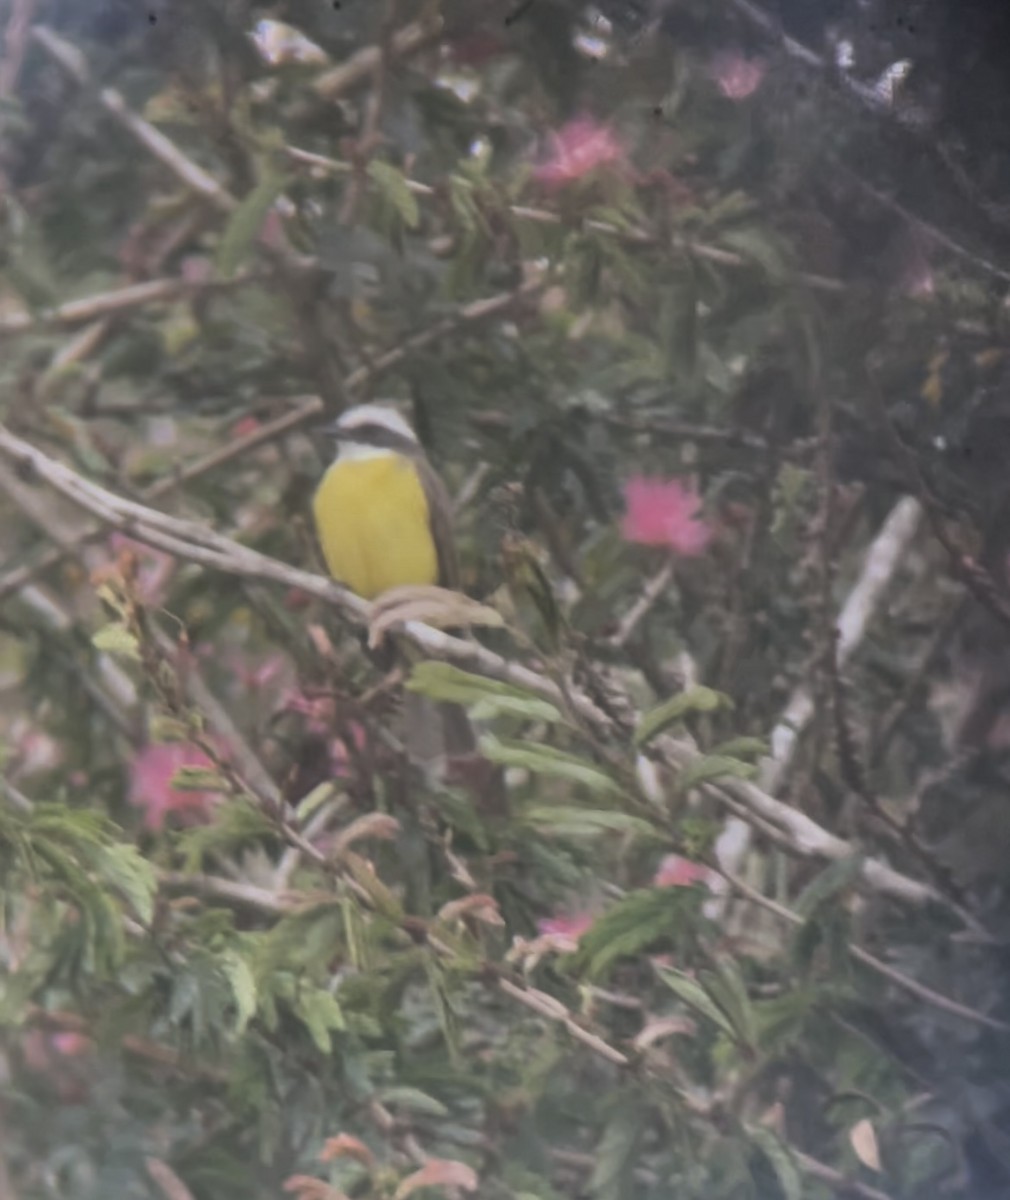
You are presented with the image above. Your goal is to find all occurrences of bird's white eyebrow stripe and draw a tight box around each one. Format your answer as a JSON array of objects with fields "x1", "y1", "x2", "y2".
[{"x1": 335, "y1": 403, "x2": 417, "y2": 443}]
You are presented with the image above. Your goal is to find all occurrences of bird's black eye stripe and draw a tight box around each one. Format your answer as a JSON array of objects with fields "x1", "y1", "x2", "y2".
[{"x1": 340, "y1": 422, "x2": 418, "y2": 454}]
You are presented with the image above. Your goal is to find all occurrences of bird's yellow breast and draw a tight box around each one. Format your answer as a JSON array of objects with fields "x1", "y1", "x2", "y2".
[{"x1": 312, "y1": 452, "x2": 439, "y2": 600}]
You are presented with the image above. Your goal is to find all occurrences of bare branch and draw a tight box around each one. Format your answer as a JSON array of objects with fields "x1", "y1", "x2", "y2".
[{"x1": 0, "y1": 275, "x2": 256, "y2": 337}]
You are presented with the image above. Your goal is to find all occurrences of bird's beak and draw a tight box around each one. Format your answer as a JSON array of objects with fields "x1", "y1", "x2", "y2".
[{"x1": 319, "y1": 420, "x2": 343, "y2": 438}]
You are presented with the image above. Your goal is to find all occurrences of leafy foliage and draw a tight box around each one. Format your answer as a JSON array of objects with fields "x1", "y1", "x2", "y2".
[{"x1": 1, "y1": 2, "x2": 1010, "y2": 1199}]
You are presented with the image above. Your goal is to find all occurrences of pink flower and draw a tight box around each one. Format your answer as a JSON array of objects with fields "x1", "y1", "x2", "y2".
[
  {"x1": 621, "y1": 477, "x2": 712, "y2": 556},
  {"x1": 233, "y1": 415, "x2": 262, "y2": 439},
  {"x1": 49, "y1": 1032, "x2": 92, "y2": 1057},
  {"x1": 533, "y1": 117, "x2": 627, "y2": 188},
  {"x1": 129, "y1": 742, "x2": 225, "y2": 831},
  {"x1": 179, "y1": 255, "x2": 212, "y2": 284},
  {"x1": 653, "y1": 854, "x2": 716, "y2": 890},
  {"x1": 282, "y1": 688, "x2": 337, "y2": 735},
  {"x1": 327, "y1": 724, "x2": 367, "y2": 776},
  {"x1": 21, "y1": 1029, "x2": 95, "y2": 1103},
  {"x1": 537, "y1": 912, "x2": 595, "y2": 946},
  {"x1": 710, "y1": 51, "x2": 767, "y2": 100}
]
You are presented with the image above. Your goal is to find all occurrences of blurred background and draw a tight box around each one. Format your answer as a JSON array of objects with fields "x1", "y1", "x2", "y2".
[{"x1": 2, "y1": 1, "x2": 1010, "y2": 1197}]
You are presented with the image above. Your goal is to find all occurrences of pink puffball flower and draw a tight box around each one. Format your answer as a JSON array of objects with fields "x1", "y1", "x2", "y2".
[
  {"x1": 129, "y1": 742, "x2": 225, "y2": 831},
  {"x1": 653, "y1": 854, "x2": 716, "y2": 890},
  {"x1": 533, "y1": 117, "x2": 627, "y2": 189},
  {"x1": 621, "y1": 477, "x2": 712, "y2": 556},
  {"x1": 537, "y1": 912, "x2": 595, "y2": 949},
  {"x1": 710, "y1": 51, "x2": 767, "y2": 100}
]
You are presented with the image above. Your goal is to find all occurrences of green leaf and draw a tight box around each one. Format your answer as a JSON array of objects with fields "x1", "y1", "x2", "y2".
[
  {"x1": 590, "y1": 1103, "x2": 644, "y2": 1200},
  {"x1": 523, "y1": 805, "x2": 658, "y2": 842},
  {"x1": 220, "y1": 948, "x2": 258, "y2": 1036},
  {"x1": 92, "y1": 622, "x2": 141, "y2": 661},
  {"x1": 448, "y1": 174, "x2": 486, "y2": 240},
  {"x1": 719, "y1": 227, "x2": 791, "y2": 281},
  {"x1": 698, "y1": 956, "x2": 756, "y2": 1049},
  {"x1": 794, "y1": 854, "x2": 866, "y2": 918},
  {"x1": 407, "y1": 663, "x2": 562, "y2": 723},
  {"x1": 480, "y1": 735, "x2": 622, "y2": 795},
  {"x1": 93, "y1": 842, "x2": 157, "y2": 924},
  {"x1": 710, "y1": 736, "x2": 768, "y2": 761},
  {"x1": 377, "y1": 1086, "x2": 450, "y2": 1118},
  {"x1": 678, "y1": 754, "x2": 756, "y2": 792},
  {"x1": 216, "y1": 167, "x2": 290, "y2": 277},
  {"x1": 635, "y1": 686, "x2": 732, "y2": 745},
  {"x1": 566, "y1": 233, "x2": 604, "y2": 307},
  {"x1": 295, "y1": 988, "x2": 345, "y2": 1055},
  {"x1": 295, "y1": 781, "x2": 338, "y2": 823},
  {"x1": 171, "y1": 765, "x2": 228, "y2": 793},
  {"x1": 656, "y1": 965, "x2": 739, "y2": 1042},
  {"x1": 367, "y1": 160, "x2": 420, "y2": 230},
  {"x1": 748, "y1": 1127, "x2": 802, "y2": 1200},
  {"x1": 657, "y1": 270, "x2": 698, "y2": 383},
  {"x1": 177, "y1": 799, "x2": 274, "y2": 873},
  {"x1": 573, "y1": 887, "x2": 695, "y2": 979}
]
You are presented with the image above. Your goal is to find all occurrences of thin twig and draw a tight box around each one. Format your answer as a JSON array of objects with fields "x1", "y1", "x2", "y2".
[
  {"x1": 0, "y1": 275, "x2": 255, "y2": 337},
  {"x1": 496, "y1": 978, "x2": 629, "y2": 1066},
  {"x1": 608, "y1": 559, "x2": 674, "y2": 649}
]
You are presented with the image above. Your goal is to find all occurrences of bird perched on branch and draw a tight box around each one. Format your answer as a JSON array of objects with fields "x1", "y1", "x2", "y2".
[{"x1": 312, "y1": 403, "x2": 478, "y2": 780}]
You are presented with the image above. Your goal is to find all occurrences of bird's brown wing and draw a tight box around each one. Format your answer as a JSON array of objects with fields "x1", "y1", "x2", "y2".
[{"x1": 416, "y1": 455, "x2": 460, "y2": 590}]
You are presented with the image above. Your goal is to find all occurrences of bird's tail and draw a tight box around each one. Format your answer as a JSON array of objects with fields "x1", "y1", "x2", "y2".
[{"x1": 403, "y1": 691, "x2": 477, "y2": 779}]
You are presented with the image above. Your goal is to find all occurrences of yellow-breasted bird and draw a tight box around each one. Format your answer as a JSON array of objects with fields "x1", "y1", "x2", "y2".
[{"x1": 312, "y1": 403, "x2": 476, "y2": 776}]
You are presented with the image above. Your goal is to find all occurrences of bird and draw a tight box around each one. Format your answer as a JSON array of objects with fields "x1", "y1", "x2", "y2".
[{"x1": 312, "y1": 403, "x2": 477, "y2": 776}]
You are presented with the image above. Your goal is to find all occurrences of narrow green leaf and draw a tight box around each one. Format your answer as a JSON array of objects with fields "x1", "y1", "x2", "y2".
[
  {"x1": 656, "y1": 965, "x2": 739, "y2": 1041},
  {"x1": 216, "y1": 168, "x2": 290, "y2": 277},
  {"x1": 590, "y1": 1103, "x2": 644, "y2": 1200},
  {"x1": 480, "y1": 735, "x2": 622, "y2": 795},
  {"x1": 710, "y1": 736, "x2": 768, "y2": 761},
  {"x1": 748, "y1": 1127, "x2": 802, "y2": 1200},
  {"x1": 295, "y1": 781, "x2": 338, "y2": 823},
  {"x1": 170, "y1": 765, "x2": 228, "y2": 793},
  {"x1": 407, "y1": 663, "x2": 562, "y2": 723},
  {"x1": 719, "y1": 227, "x2": 791, "y2": 281},
  {"x1": 573, "y1": 887, "x2": 695, "y2": 979},
  {"x1": 377, "y1": 1086, "x2": 450, "y2": 1118},
  {"x1": 678, "y1": 754, "x2": 756, "y2": 792},
  {"x1": 367, "y1": 160, "x2": 420, "y2": 230},
  {"x1": 522, "y1": 806, "x2": 656, "y2": 840},
  {"x1": 220, "y1": 948, "x2": 258, "y2": 1036},
  {"x1": 635, "y1": 686, "x2": 732, "y2": 746},
  {"x1": 94, "y1": 842, "x2": 157, "y2": 925},
  {"x1": 295, "y1": 988, "x2": 345, "y2": 1055},
  {"x1": 658, "y1": 269, "x2": 698, "y2": 382},
  {"x1": 92, "y1": 622, "x2": 141, "y2": 661},
  {"x1": 794, "y1": 854, "x2": 865, "y2": 918},
  {"x1": 699, "y1": 956, "x2": 756, "y2": 1048}
]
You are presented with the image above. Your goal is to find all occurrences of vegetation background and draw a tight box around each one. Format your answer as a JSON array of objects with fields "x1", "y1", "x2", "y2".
[{"x1": 2, "y1": 0, "x2": 1010, "y2": 1197}]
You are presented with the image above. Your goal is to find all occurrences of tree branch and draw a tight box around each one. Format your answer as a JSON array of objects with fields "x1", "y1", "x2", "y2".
[{"x1": 0, "y1": 424, "x2": 976, "y2": 924}]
